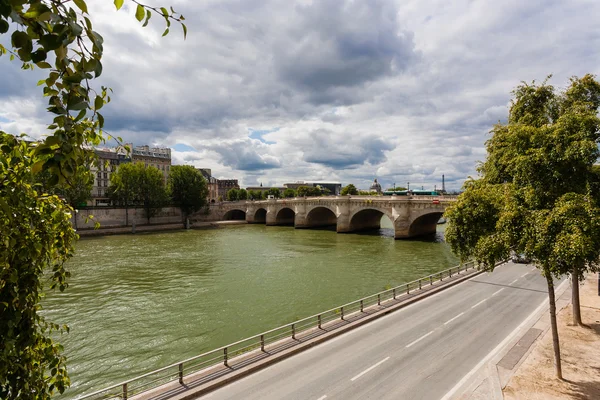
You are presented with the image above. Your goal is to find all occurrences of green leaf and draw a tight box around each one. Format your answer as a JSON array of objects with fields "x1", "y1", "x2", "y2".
[
  {"x1": 160, "y1": 7, "x2": 169, "y2": 17},
  {"x1": 0, "y1": 19, "x2": 8, "y2": 34},
  {"x1": 11, "y1": 31, "x2": 30, "y2": 49},
  {"x1": 30, "y1": 49, "x2": 47, "y2": 63},
  {"x1": 94, "y1": 96, "x2": 103, "y2": 111},
  {"x1": 37, "y1": 79, "x2": 46, "y2": 86},
  {"x1": 142, "y1": 10, "x2": 152, "y2": 27},
  {"x1": 162, "y1": 28, "x2": 169, "y2": 37},
  {"x1": 114, "y1": 0, "x2": 124, "y2": 11},
  {"x1": 36, "y1": 61, "x2": 52, "y2": 69},
  {"x1": 72, "y1": 0, "x2": 88, "y2": 14},
  {"x1": 97, "y1": 113, "x2": 104, "y2": 129},
  {"x1": 182, "y1": 23, "x2": 187, "y2": 40},
  {"x1": 135, "y1": 5, "x2": 145, "y2": 22}
]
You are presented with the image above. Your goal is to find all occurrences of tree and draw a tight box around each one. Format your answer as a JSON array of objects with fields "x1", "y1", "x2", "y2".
[
  {"x1": 445, "y1": 75, "x2": 600, "y2": 380},
  {"x1": 341, "y1": 184, "x2": 358, "y2": 196},
  {"x1": 137, "y1": 165, "x2": 169, "y2": 224},
  {"x1": 168, "y1": 166, "x2": 208, "y2": 224},
  {"x1": 1, "y1": 134, "x2": 77, "y2": 399},
  {"x1": 267, "y1": 187, "x2": 281, "y2": 198},
  {"x1": 296, "y1": 185, "x2": 311, "y2": 197},
  {"x1": 1, "y1": 3, "x2": 187, "y2": 394},
  {"x1": 237, "y1": 188, "x2": 248, "y2": 200},
  {"x1": 108, "y1": 162, "x2": 139, "y2": 226},
  {"x1": 227, "y1": 188, "x2": 239, "y2": 201},
  {"x1": 386, "y1": 186, "x2": 407, "y2": 191},
  {"x1": 283, "y1": 188, "x2": 296, "y2": 198}
]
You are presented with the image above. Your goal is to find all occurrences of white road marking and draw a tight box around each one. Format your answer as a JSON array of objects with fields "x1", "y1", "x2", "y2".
[
  {"x1": 406, "y1": 330, "x2": 434, "y2": 348},
  {"x1": 492, "y1": 288, "x2": 505, "y2": 296},
  {"x1": 520, "y1": 272, "x2": 528, "y2": 278},
  {"x1": 443, "y1": 312, "x2": 465, "y2": 325},
  {"x1": 350, "y1": 357, "x2": 390, "y2": 381},
  {"x1": 471, "y1": 298, "x2": 488, "y2": 309},
  {"x1": 439, "y1": 278, "x2": 569, "y2": 400},
  {"x1": 509, "y1": 278, "x2": 518, "y2": 285},
  {"x1": 317, "y1": 396, "x2": 327, "y2": 400}
]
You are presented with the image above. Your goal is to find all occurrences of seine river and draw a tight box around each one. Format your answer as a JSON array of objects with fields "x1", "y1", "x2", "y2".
[{"x1": 44, "y1": 220, "x2": 457, "y2": 398}]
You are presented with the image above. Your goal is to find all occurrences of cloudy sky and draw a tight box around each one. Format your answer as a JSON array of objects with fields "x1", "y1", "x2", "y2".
[{"x1": 1, "y1": 0, "x2": 599, "y2": 191}]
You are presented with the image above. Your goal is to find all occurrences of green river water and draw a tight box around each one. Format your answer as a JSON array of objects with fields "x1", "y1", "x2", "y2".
[{"x1": 43, "y1": 220, "x2": 457, "y2": 398}]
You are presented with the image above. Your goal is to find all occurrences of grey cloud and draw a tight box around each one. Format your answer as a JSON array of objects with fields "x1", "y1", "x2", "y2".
[
  {"x1": 301, "y1": 130, "x2": 394, "y2": 168},
  {"x1": 204, "y1": 139, "x2": 281, "y2": 171}
]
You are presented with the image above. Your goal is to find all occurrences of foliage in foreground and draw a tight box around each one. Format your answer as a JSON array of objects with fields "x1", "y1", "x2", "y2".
[
  {"x1": 0, "y1": 0, "x2": 186, "y2": 397},
  {"x1": 0, "y1": 134, "x2": 78, "y2": 399}
]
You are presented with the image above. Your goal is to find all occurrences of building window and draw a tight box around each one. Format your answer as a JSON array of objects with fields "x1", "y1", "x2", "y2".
[{"x1": 103, "y1": 172, "x2": 107, "y2": 179}]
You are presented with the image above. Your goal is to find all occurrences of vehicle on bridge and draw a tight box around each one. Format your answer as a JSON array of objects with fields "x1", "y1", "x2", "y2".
[{"x1": 382, "y1": 190, "x2": 440, "y2": 196}]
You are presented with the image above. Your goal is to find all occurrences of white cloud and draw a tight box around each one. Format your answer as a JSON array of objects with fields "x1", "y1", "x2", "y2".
[{"x1": 1, "y1": 0, "x2": 600, "y2": 191}]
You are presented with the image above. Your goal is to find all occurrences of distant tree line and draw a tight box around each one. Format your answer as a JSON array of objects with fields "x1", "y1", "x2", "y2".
[{"x1": 227, "y1": 185, "x2": 333, "y2": 201}]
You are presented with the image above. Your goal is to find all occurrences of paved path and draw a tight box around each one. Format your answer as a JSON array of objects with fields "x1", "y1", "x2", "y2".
[{"x1": 199, "y1": 262, "x2": 560, "y2": 400}]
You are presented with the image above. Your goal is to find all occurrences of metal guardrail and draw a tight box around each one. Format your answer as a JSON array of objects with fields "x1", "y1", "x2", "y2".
[{"x1": 77, "y1": 260, "x2": 477, "y2": 400}]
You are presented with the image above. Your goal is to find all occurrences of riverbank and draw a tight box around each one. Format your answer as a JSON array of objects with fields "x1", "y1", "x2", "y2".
[
  {"x1": 76, "y1": 220, "x2": 248, "y2": 237},
  {"x1": 503, "y1": 273, "x2": 600, "y2": 399}
]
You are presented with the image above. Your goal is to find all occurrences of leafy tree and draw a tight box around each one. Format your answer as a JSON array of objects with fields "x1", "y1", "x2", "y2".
[
  {"x1": 341, "y1": 184, "x2": 358, "y2": 196},
  {"x1": 296, "y1": 185, "x2": 311, "y2": 197},
  {"x1": 267, "y1": 187, "x2": 281, "y2": 198},
  {"x1": 108, "y1": 162, "x2": 138, "y2": 226},
  {"x1": 226, "y1": 188, "x2": 239, "y2": 201},
  {"x1": 283, "y1": 188, "x2": 296, "y2": 198},
  {"x1": 445, "y1": 75, "x2": 600, "y2": 379},
  {"x1": 137, "y1": 165, "x2": 169, "y2": 224},
  {"x1": 237, "y1": 188, "x2": 248, "y2": 200},
  {"x1": 1, "y1": 2, "x2": 186, "y2": 394},
  {"x1": 1, "y1": 134, "x2": 77, "y2": 399},
  {"x1": 386, "y1": 186, "x2": 407, "y2": 191},
  {"x1": 168, "y1": 166, "x2": 208, "y2": 224}
]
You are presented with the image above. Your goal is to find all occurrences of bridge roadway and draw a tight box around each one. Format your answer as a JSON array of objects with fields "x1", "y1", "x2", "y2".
[{"x1": 200, "y1": 263, "x2": 559, "y2": 400}]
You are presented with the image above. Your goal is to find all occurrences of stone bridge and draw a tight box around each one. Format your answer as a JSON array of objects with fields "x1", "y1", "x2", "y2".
[{"x1": 199, "y1": 195, "x2": 457, "y2": 239}]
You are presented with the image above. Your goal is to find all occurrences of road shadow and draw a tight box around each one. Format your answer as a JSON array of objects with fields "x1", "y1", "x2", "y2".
[{"x1": 468, "y1": 279, "x2": 548, "y2": 294}]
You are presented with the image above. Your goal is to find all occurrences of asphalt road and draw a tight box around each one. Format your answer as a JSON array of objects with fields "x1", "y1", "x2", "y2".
[{"x1": 200, "y1": 262, "x2": 559, "y2": 400}]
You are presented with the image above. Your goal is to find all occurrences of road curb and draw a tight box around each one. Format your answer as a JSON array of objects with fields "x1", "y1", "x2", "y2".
[{"x1": 139, "y1": 267, "x2": 487, "y2": 400}]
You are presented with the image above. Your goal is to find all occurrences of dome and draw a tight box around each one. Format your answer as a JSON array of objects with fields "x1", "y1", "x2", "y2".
[{"x1": 369, "y1": 178, "x2": 382, "y2": 193}]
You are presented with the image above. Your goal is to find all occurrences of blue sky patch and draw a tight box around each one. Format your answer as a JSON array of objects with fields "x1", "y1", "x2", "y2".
[
  {"x1": 173, "y1": 143, "x2": 197, "y2": 152},
  {"x1": 248, "y1": 128, "x2": 278, "y2": 144}
]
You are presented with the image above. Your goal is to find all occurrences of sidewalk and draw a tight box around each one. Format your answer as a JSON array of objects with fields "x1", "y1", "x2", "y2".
[
  {"x1": 459, "y1": 273, "x2": 600, "y2": 400},
  {"x1": 503, "y1": 273, "x2": 600, "y2": 399}
]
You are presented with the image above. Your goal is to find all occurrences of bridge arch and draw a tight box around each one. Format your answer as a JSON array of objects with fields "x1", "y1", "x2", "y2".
[
  {"x1": 349, "y1": 208, "x2": 393, "y2": 232},
  {"x1": 223, "y1": 209, "x2": 246, "y2": 221},
  {"x1": 275, "y1": 207, "x2": 295, "y2": 226},
  {"x1": 407, "y1": 211, "x2": 444, "y2": 238},
  {"x1": 305, "y1": 206, "x2": 337, "y2": 228},
  {"x1": 252, "y1": 208, "x2": 267, "y2": 224}
]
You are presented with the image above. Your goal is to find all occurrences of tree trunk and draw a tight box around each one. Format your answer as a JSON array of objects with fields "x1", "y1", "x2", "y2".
[
  {"x1": 545, "y1": 273, "x2": 563, "y2": 379},
  {"x1": 125, "y1": 206, "x2": 129, "y2": 226},
  {"x1": 572, "y1": 263, "x2": 582, "y2": 326}
]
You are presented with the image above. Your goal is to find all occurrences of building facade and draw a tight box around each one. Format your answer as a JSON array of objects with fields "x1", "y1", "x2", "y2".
[
  {"x1": 90, "y1": 148, "x2": 130, "y2": 206},
  {"x1": 130, "y1": 144, "x2": 172, "y2": 182}
]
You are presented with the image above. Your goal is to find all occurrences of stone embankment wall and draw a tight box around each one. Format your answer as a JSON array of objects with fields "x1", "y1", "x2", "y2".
[{"x1": 73, "y1": 205, "x2": 222, "y2": 231}]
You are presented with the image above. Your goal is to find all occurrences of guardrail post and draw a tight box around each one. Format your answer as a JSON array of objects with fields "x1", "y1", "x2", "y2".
[
  {"x1": 406, "y1": 284, "x2": 410, "y2": 294},
  {"x1": 123, "y1": 383, "x2": 128, "y2": 400},
  {"x1": 292, "y1": 324, "x2": 296, "y2": 340},
  {"x1": 178, "y1": 363, "x2": 183, "y2": 384},
  {"x1": 430, "y1": 275, "x2": 433, "y2": 285},
  {"x1": 318, "y1": 314, "x2": 322, "y2": 329},
  {"x1": 440, "y1": 272, "x2": 443, "y2": 281},
  {"x1": 449, "y1": 268, "x2": 453, "y2": 278},
  {"x1": 378, "y1": 294, "x2": 381, "y2": 305},
  {"x1": 260, "y1": 334, "x2": 265, "y2": 351},
  {"x1": 341, "y1": 307, "x2": 344, "y2": 320},
  {"x1": 418, "y1": 279, "x2": 422, "y2": 290},
  {"x1": 224, "y1": 347, "x2": 228, "y2": 367},
  {"x1": 393, "y1": 288, "x2": 396, "y2": 299},
  {"x1": 360, "y1": 300, "x2": 364, "y2": 312}
]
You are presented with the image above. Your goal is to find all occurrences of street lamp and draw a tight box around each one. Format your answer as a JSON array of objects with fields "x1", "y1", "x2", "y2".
[{"x1": 407, "y1": 182, "x2": 410, "y2": 191}]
